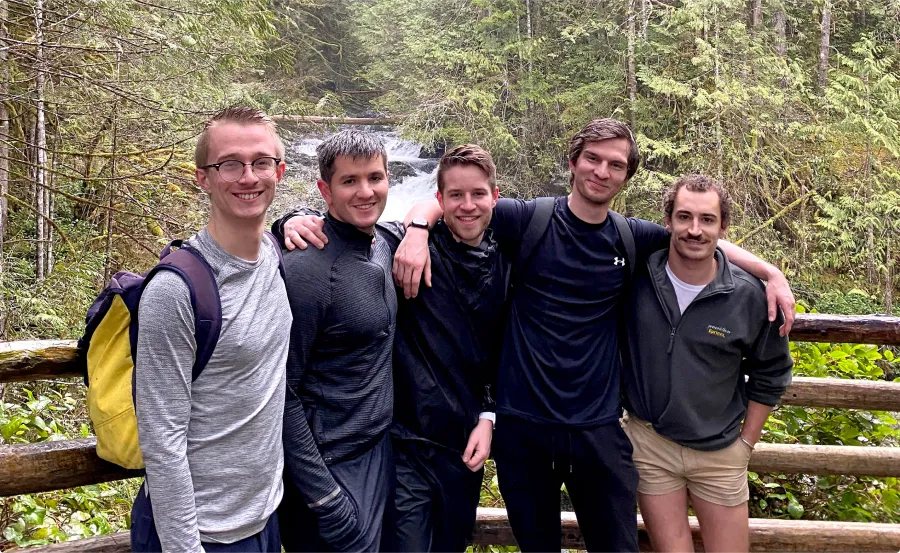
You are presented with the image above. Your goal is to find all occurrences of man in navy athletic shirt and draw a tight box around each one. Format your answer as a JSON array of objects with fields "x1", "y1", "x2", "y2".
[{"x1": 393, "y1": 119, "x2": 795, "y2": 552}]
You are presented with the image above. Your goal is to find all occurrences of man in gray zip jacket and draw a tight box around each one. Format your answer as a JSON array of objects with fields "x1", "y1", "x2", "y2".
[{"x1": 620, "y1": 174, "x2": 792, "y2": 553}]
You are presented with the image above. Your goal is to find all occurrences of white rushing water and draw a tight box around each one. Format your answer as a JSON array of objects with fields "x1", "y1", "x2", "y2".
[
  {"x1": 289, "y1": 131, "x2": 437, "y2": 223},
  {"x1": 380, "y1": 167, "x2": 438, "y2": 223}
]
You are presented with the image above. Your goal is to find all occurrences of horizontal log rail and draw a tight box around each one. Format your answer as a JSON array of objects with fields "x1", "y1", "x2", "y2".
[
  {"x1": 782, "y1": 376, "x2": 900, "y2": 411},
  {"x1": 3, "y1": 439, "x2": 899, "y2": 497},
  {"x1": 790, "y1": 313, "x2": 900, "y2": 345},
  {"x1": 0, "y1": 340, "x2": 79, "y2": 382},
  {"x1": 27, "y1": 509, "x2": 900, "y2": 552},
  {"x1": 0, "y1": 438, "x2": 142, "y2": 497},
  {"x1": 271, "y1": 115, "x2": 397, "y2": 125},
  {"x1": 4, "y1": 338, "x2": 900, "y2": 412}
]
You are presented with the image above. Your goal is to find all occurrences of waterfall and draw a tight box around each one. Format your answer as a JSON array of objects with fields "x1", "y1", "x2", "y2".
[{"x1": 281, "y1": 130, "x2": 438, "y2": 224}]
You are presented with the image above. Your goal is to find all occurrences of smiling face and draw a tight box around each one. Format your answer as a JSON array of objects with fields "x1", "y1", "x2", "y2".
[
  {"x1": 568, "y1": 138, "x2": 631, "y2": 209},
  {"x1": 196, "y1": 121, "x2": 285, "y2": 226},
  {"x1": 666, "y1": 187, "x2": 728, "y2": 264},
  {"x1": 317, "y1": 154, "x2": 388, "y2": 234},
  {"x1": 437, "y1": 164, "x2": 499, "y2": 247}
]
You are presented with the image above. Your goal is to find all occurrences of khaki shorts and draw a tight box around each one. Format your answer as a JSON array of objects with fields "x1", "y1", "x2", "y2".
[{"x1": 622, "y1": 414, "x2": 752, "y2": 507}]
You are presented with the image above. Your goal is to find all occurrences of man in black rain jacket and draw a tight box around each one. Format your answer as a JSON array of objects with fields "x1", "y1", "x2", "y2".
[{"x1": 277, "y1": 144, "x2": 509, "y2": 552}]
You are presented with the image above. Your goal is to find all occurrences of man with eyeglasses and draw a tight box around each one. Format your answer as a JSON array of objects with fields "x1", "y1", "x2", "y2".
[{"x1": 131, "y1": 106, "x2": 290, "y2": 553}]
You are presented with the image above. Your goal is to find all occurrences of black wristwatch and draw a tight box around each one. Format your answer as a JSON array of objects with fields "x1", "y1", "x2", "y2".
[{"x1": 406, "y1": 217, "x2": 430, "y2": 231}]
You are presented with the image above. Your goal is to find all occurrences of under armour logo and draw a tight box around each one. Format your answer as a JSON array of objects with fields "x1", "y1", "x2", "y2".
[{"x1": 614, "y1": 257, "x2": 626, "y2": 266}]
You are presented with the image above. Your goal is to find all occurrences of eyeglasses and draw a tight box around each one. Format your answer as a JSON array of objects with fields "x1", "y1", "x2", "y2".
[{"x1": 200, "y1": 157, "x2": 281, "y2": 182}]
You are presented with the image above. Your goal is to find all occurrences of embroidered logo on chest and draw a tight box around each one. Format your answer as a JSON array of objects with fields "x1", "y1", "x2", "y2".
[{"x1": 707, "y1": 324, "x2": 731, "y2": 338}]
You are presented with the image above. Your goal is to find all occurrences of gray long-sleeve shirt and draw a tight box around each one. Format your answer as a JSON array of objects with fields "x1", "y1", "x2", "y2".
[{"x1": 135, "y1": 229, "x2": 291, "y2": 552}]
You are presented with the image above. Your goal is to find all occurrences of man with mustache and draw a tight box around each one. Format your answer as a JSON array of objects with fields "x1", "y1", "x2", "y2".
[
  {"x1": 391, "y1": 119, "x2": 795, "y2": 552},
  {"x1": 277, "y1": 144, "x2": 509, "y2": 552},
  {"x1": 620, "y1": 174, "x2": 792, "y2": 553}
]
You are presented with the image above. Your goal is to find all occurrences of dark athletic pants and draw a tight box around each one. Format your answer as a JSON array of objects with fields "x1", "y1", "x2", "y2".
[
  {"x1": 493, "y1": 415, "x2": 639, "y2": 552},
  {"x1": 130, "y1": 481, "x2": 281, "y2": 552},
  {"x1": 279, "y1": 433, "x2": 394, "y2": 552},
  {"x1": 382, "y1": 438, "x2": 484, "y2": 552}
]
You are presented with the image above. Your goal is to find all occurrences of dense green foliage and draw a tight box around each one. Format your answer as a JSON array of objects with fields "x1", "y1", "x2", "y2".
[{"x1": 1, "y1": 0, "x2": 899, "y2": 547}]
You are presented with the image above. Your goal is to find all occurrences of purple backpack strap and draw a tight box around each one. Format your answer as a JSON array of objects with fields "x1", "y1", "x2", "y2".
[{"x1": 146, "y1": 243, "x2": 221, "y2": 382}]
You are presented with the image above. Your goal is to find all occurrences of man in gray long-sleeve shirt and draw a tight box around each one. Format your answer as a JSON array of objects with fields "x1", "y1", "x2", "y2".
[
  {"x1": 620, "y1": 174, "x2": 792, "y2": 553},
  {"x1": 132, "y1": 107, "x2": 291, "y2": 553},
  {"x1": 278, "y1": 130, "x2": 398, "y2": 552}
]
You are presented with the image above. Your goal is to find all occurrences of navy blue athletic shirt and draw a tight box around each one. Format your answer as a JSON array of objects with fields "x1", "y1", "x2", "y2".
[{"x1": 489, "y1": 197, "x2": 669, "y2": 427}]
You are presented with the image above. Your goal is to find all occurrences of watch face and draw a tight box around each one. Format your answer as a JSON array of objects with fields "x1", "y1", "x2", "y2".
[{"x1": 410, "y1": 218, "x2": 429, "y2": 228}]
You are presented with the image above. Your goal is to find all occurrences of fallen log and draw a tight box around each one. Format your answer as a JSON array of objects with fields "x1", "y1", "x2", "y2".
[
  {"x1": 25, "y1": 509, "x2": 900, "y2": 552},
  {"x1": 0, "y1": 438, "x2": 141, "y2": 497},
  {"x1": 271, "y1": 115, "x2": 397, "y2": 125}
]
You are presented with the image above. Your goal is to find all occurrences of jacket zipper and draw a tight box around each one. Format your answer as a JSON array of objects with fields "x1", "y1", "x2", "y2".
[{"x1": 648, "y1": 262, "x2": 728, "y2": 354}]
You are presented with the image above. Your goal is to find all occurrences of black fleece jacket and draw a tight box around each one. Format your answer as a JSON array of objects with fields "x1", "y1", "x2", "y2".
[
  {"x1": 276, "y1": 210, "x2": 508, "y2": 454},
  {"x1": 279, "y1": 214, "x2": 398, "y2": 533},
  {"x1": 621, "y1": 247, "x2": 793, "y2": 451}
]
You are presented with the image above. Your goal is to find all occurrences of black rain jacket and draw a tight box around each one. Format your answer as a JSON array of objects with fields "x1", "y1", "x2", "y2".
[{"x1": 386, "y1": 220, "x2": 509, "y2": 454}]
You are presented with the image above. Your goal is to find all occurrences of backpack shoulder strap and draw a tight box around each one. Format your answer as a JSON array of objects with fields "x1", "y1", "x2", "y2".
[
  {"x1": 515, "y1": 196, "x2": 556, "y2": 277},
  {"x1": 264, "y1": 231, "x2": 286, "y2": 280},
  {"x1": 608, "y1": 210, "x2": 636, "y2": 279},
  {"x1": 146, "y1": 245, "x2": 222, "y2": 382}
]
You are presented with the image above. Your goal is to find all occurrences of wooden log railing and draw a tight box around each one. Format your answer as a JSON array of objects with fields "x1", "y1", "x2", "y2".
[
  {"x1": 27, "y1": 509, "x2": 900, "y2": 553},
  {"x1": 2, "y1": 313, "x2": 900, "y2": 551}
]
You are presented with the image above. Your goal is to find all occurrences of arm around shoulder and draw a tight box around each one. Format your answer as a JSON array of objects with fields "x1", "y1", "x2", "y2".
[{"x1": 719, "y1": 240, "x2": 796, "y2": 336}]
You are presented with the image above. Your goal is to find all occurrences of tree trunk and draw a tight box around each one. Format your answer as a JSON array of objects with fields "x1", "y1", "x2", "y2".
[
  {"x1": 775, "y1": 6, "x2": 787, "y2": 86},
  {"x1": 641, "y1": 0, "x2": 650, "y2": 40},
  {"x1": 104, "y1": 54, "x2": 120, "y2": 283},
  {"x1": 775, "y1": 6, "x2": 787, "y2": 56},
  {"x1": 818, "y1": 0, "x2": 831, "y2": 87},
  {"x1": 46, "y1": 151, "x2": 53, "y2": 273},
  {"x1": 751, "y1": 0, "x2": 762, "y2": 30},
  {"x1": 34, "y1": 0, "x2": 47, "y2": 280},
  {"x1": 0, "y1": 0, "x2": 8, "y2": 338},
  {"x1": 524, "y1": 0, "x2": 534, "y2": 76},
  {"x1": 627, "y1": 0, "x2": 637, "y2": 129},
  {"x1": 885, "y1": 236, "x2": 893, "y2": 315}
]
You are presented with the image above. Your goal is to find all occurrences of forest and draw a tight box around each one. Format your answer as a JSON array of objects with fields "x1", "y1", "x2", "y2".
[{"x1": 0, "y1": 0, "x2": 899, "y2": 547}]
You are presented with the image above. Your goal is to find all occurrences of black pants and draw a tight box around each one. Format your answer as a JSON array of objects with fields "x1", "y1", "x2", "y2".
[
  {"x1": 382, "y1": 438, "x2": 484, "y2": 552},
  {"x1": 279, "y1": 434, "x2": 394, "y2": 552},
  {"x1": 493, "y1": 415, "x2": 639, "y2": 553},
  {"x1": 130, "y1": 481, "x2": 281, "y2": 552}
]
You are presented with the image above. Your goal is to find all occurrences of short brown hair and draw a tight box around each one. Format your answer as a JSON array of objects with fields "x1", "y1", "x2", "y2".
[
  {"x1": 568, "y1": 118, "x2": 640, "y2": 180},
  {"x1": 662, "y1": 174, "x2": 732, "y2": 228},
  {"x1": 195, "y1": 106, "x2": 284, "y2": 167},
  {"x1": 437, "y1": 144, "x2": 497, "y2": 193},
  {"x1": 317, "y1": 130, "x2": 388, "y2": 184}
]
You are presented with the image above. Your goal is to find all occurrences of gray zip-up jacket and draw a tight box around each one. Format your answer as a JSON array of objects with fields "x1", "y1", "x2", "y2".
[{"x1": 621, "y1": 247, "x2": 793, "y2": 451}]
